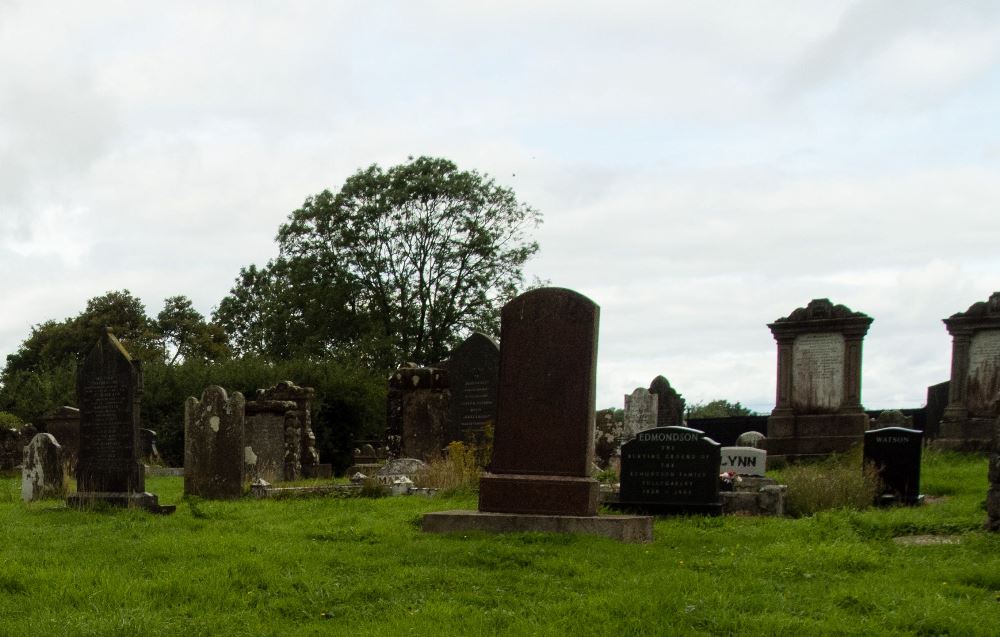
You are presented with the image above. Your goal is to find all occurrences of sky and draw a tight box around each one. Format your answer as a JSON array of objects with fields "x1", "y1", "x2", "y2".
[{"x1": 2, "y1": 1, "x2": 999, "y2": 414}]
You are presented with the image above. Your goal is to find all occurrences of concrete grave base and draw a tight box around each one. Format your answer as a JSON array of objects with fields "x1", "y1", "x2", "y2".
[
  {"x1": 68, "y1": 491, "x2": 176, "y2": 514},
  {"x1": 421, "y1": 509, "x2": 653, "y2": 543}
]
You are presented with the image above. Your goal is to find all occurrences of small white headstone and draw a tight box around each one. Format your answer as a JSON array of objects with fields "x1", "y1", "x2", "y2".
[{"x1": 720, "y1": 446, "x2": 766, "y2": 476}]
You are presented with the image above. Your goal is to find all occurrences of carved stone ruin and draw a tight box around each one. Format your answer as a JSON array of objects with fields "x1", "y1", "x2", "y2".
[
  {"x1": 423, "y1": 288, "x2": 653, "y2": 542},
  {"x1": 256, "y1": 381, "x2": 330, "y2": 479},
  {"x1": 936, "y1": 292, "x2": 1000, "y2": 451},
  {"x1": 184, "y1": 386, "x2": 246, "y2": 499},
  {"x1": 22, "y1": 433, "x2": 64, "y2": 501},
  {"x1": 68, "y1": 328, "x2": 173, "y2": 513},
  {"x1": 443, "y1": 332, "x2": 499, "y2": 445},
  {"x1": 386, "y1": 365, "x2": 451, "y2": 461},
  {"x1": 767, "y1": 299, "x2": 873, "y2": 463},
  {"x1": 649, "y1": 375, "x2": 685, "y2": 427}
]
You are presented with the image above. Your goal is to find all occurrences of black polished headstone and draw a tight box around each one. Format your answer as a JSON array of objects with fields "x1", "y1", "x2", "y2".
[
  {"x1": 445, "y1": 333, "x2": 500, "y2": 443},
  {"x1": 616, "y1": 426, "x2": 722, "y2": 515},
  {"x1": 864, "y1": 426, "x2": 923, "y2": 505}
]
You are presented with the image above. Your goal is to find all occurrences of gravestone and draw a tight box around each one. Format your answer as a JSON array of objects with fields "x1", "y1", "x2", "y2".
[
  {"x1": 244, "y1": 399, "x2": 296, "y2": 482},
  {"x1": 735, "y1": 431, "x2": 766, "y2": 449},
  {"x1": 444, "y1": 333, "x2": 500, "y2": 445},
  {"x1": 387, "y1": 365, "x2": 451, "y2": 461},
  {"x1": 623, "y1": 387, "x2": 658, "y2": 441},
  {"x1": 424, "y1": 288, "x2": 653, "y2": 542},
  {"x1": 767, "y1": 299, "x2": 873, "y2": 463},
  {"x1": 720, "y1": 446, "x2": 767, "y2": 477},
  {"x1": 616, "y1": 426, "x2": 722, "y2": 514},
  {"x1": 21, "y1": 433, "x2": 64, "y2": 501},
  {"x1": 936, "y1": 292, "x2": 1000, "y2": 451},
  {"x1": 256, "y1": 381, "x2": 328, "y2": 478},
  {"x1": 68, "y1": 328, "x2": 172, "y2": 513},
  {"x1": 594, "y1": 408, "x2": 624, "y2": 468},
  {"x1": 36, "y1": 406, "x2": 80, "y2": 470},
  {"x1": 924, "y1": 381, "x2": 950, "y2": 441},
  {"x1": 872, "y1": 409, "x2": 912, "y2": 429},
  {"x1": 864, "y1": 427, "x2": 923, "y2": 505},
  {"x1": 184, "y1": 386, "x2": 246, "y2": 499},
  {"x1": 480, "y1": 288, "x2": 601, "y2": 516},
  {"x1": 649, "y1": 376, "x2": 685, "y2": 427}
]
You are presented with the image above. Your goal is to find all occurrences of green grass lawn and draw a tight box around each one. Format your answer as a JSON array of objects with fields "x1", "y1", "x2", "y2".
[{"x1": 1, "y1": 451, "x2": 998, "y2": 636}]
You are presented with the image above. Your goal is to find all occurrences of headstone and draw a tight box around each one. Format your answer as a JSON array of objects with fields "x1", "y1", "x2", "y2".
[
  {"x1": 139, "y1": 428, "x2": 162, "y2": 463},
  {"x1": 444, "y1": 333, "x2": 500, "y2": 444},
  {"x1": 617, "y1": 426, "x2": 722, "y2": 514},
  {"x1": 623, "y1": 387, "x2": 658, "y2": 440},
  {"x1": 735, "y1": 431, "x2": 766, "y2": 449},
  {"x1": 924, "y1": 381, "x2": 950, "y2": 441},
  {"x1": 386, "y1": 365, "x2": 451, "y2": 461},
  {"x1": 68, "y1": 328, "x2": 172, "y2": 513},
  {"x1": 719, "y1": 446, "x2": 767, "y2": 477},
  {"x1": 478, "y1": 288, "x2": 600, "y2": 516},
  {"x1": 937, "y1": 292, "x2": 1000, "y2": 451},
  {"x1": 21, "y1": 433, "x2": 64, "y2": 501},
  {"x1": 244, "y1": 399, "x2": 295, "y2": 482},
  {"x1": 36, "y1": 406, "x2": 80, "y2": 470},
  {"x1": 872, "y1": 409, "x2": 912, "y2": 429},
  {"x1": 864, "y1": 427, "x2": 923, "y2": 505},
  {"x1": 256, "y1": 381, "x2": 326, "y2": 478},
  {"x1": 648, "y1": 376, "x2": 685, "y2": 427},
  {"x1": 767, "y1": 299, "x2": 873, "y2": 462},
  {"x1": 594, "y1": 408, "x2": 624, "y2": 468},
  {"x1": 376, "y1": 457, "x2": 428, "y2": 486},
  {"x1": 184, "y1": 386, "x2": 246, "y2": 499}
]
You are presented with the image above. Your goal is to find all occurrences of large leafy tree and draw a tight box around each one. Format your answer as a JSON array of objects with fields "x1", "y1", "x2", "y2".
[{"x1": 216, "y1": 156, "x2": 541, "y2": 368}]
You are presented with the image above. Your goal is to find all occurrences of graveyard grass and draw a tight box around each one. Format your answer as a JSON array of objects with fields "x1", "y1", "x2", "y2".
[{"x1": 2, "y1": 452, "x2": 999, "y2": 636}]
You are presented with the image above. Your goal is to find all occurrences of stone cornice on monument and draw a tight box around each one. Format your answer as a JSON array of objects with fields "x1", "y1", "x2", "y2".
[
  {"x1": 768, "y1": 298, "x2": 873, "y2": 339},
  {"x1": 943, "y1": 292, "x2": 1000, "y2": 335}
]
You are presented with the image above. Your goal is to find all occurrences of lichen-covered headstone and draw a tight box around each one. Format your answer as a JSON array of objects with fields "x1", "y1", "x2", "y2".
[
  {"x1": 22, "y1": 433, "x2": 64, "y2": 501},
  {"x1": 735, "y1": 431, "x2": 767, "y2": 449},
  {"x1": 184, "y1": 386, "x2": 246, "y2": 499},
  {"x1": 623, "y1": 387, "x2": 658, "y2": 440}
]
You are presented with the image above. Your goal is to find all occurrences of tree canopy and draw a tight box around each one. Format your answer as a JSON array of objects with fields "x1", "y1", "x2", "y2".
[{"x1": 215, "y1": 156, "x2": 542, "y2": 369}]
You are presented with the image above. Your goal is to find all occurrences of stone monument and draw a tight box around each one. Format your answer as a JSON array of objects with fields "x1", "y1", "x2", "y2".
[
  {"x1": 22, "y1": 433, "x2": 64, "y2": 501},
  {"x1": 184, "y1": 386, "x2": 247, "y2": 499},
  {"x1": 936, "y1": 292, "x2": 1000, "y2": 451},
  {"x1": 68, "y1": 328, "x2": 172, "y2": 513},
  {"x1": 245, "y1": 398, "x2": 296, "y2": 482},
  {"x1": 622, "y1": 387, "x2": 658, "y2": 442},
  {"x1": 386, "y1": 365, "x2": 451, "y2": 461},
  {"x1": 256, "y1": 381, "x2": 329, "y2": 478},
  {"x1": 767, "y1": 299, "x2": 873, "y2": 463},
  {"x1": 649, "y1": 375, "x2": 685, "y2": 427},
  {"x1": 36, "y1": 406, "x2": 80, "y2": 471},
  {"x1": 864, "y1": 426, "x2": 923, "y2": 506},
  {"x1": 443, "y1": 332, "x2": 499, "y2": 445},
  {"x1": 423, "y1": 287, "x2": 653, "y2": 542}
]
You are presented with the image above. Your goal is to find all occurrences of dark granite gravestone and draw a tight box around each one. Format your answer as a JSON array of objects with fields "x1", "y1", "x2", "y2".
[
  {"x1": 649, "y1": 376, "x2": 685, "y2": 427},
  {"x1": 184, "y1": 386, "x2": 246, "y2": 499},
  {"x1": 480, "y1": 288, "x2": 601, "y2": 515},
  {"x1": 863, "y1": 427, "x2": 923, "y2": 506},
  {"x1": 445, "y1": 333, "x2": 500, "y2": 444},
  {"x1": 68, "y1": 328, "x2": 172, "y2": 513},
  {"x1": 616, "y1": 426, "x2": 722, "y2": 515},
  {"x1": 22, "y1": 433, "x2": 64, "y2": 501},
  {"x1": 423, "y1": 288, "x2": 653, "y2": 542}
]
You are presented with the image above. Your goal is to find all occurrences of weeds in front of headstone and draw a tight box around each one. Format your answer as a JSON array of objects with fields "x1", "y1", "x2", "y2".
[
  {"x1": 414, "y1": 441, "x2": 482, "y2": 494},
  {"x1": 776, "y1": 446, "x2": 882, "y2": 517},
  {"x1": 359, "y1": 477, "x2": 389, "y2": 498}
]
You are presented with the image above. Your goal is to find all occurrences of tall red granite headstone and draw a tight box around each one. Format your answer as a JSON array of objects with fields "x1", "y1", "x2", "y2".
[{"x1": 479, "y1": 287, "x2": 600, "y2": 516}]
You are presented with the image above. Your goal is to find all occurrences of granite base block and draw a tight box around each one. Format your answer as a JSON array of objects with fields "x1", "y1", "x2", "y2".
[
  {"x1": 422, "y1": 510, "x2": 653, "y2": 543},
  {"x1": 67, "y1": 491, "x2": 176, "y2": 514}
]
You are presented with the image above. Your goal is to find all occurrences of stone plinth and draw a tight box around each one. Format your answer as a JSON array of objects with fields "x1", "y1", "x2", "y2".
[
  {"x1": 767, "y1": 299, "x2": 873, "y2": 463},
  {"x1": 422, "y1": 510, "x2": 653, "y2": 543},
  {"x1": 936, "y1": 292, "x2": 1000, "y2": 452}
]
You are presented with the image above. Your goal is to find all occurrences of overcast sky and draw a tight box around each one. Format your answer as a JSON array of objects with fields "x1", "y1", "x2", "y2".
[{"x1": 2, "y1": 1, "x2": 999, "y2": 413}]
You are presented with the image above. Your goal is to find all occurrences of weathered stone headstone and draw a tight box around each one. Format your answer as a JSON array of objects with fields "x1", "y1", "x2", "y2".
[
  {"x1": 184, "y1": 386, "x2": 246, "y2": 499},
  {"x1": 244, "y1": 399, "x2": 295, "y2": 482},
  {"x1": 69, "y1": 328, "x2": 171, "y2": 513},
  {"x1": 872, "y1": 409, "x2": 912, "y2": 429},
  {"x1": 36, "y1": 406, "x2": 80, "y2": 470},
  {"x1": 256, "y1": 381, "x2": 328, "y2": 478},
  {"x1": 767, "y1": 299, "x2": 873, "y2": 463},
  {"x1": 735, "y1": 430, "x2": 767, "y2": 449},
  {"x1": 864, "y1": 426, "x2": 923, "y2": 505},
  {"x1": 937, "y1": 292, "x2": 1000, "y2": 451},
  {"x1": 924, "y1": 380, "x2": 950, "y2": 441},
  {"x1": 617, "y1": 426, "x2": 722, "y2": 514},
  {"x1": 444, "y1": 333, "x2": 499, "y2": 444},
  {"x1": 720, "y1": 446, "x2": 767, "y2": 477},
  {"x1": 21, "y1": 433, "x2": 64, "y2": 501},
  {"x1": 623, "y1": 387, "x2": 658, "y2": 441},
  {"x1": 387, "y1": 365, "x2": 451, "y2": 461},
  {"x1": 376, "y1": 457, "x2": 428, "y2": 486},
  {"x1": 648, "y1": 376, "x2": 685, "y2": 427},
  {"x1": 480, "y1": 288, "x2": 601, "y2": 516}
]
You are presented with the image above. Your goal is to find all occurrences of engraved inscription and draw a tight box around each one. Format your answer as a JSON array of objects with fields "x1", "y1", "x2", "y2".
[
  {"x1": 792, "y1": 332, "x2": 845, "y2": 411},
  {"x1": 967, "y1": 329, "x2": 1000, "y2": 415},
  {"x1": 623, "y1": 388, "x2": 657, "y2": 439},
  {"x1": 459, "y1": 379, "x2": 493, "y2": 430},
  {"x1": 79, "y1": 375, "x2": 133, "y2": 471}
]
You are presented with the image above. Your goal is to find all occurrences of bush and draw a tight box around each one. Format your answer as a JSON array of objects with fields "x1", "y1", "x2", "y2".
[
  {"x1": 774, "y1": 447, "x2": 882, "y2": 517},
  {"x1": 0, "y1": 412, "x2": 23, "y2": 430}
]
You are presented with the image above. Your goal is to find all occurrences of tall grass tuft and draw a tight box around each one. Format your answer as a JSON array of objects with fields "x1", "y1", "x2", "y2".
[
  {"x1": 776, "y1": 446, "x2": 882, "y2": 517},
  {"x1": 414, "y1": 441, "x2": 482, "y2": 494}
]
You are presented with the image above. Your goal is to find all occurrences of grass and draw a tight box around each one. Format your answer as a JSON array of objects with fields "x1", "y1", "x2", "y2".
[{"x1": 0, "y1": 451, "x2": 997, "y2": 636}]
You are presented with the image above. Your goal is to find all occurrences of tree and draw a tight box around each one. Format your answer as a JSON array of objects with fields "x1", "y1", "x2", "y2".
[
  {"x1": 685, "y1": 399, "x2": 756, "y2": 419},
  {"x1": 216, "y1": 156, "x2": 542, "y2": 368},
  {"x1": 157, "y1": 295, "x2": 230, "y2": 364}
]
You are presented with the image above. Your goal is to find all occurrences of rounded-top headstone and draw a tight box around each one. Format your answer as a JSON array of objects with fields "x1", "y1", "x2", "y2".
[
  {"x1": 735, "y1": 431, "x2": 767, "y2": 449},
  {"x1": 22, "y1": 433, "x2": 64, "y2": 502}
]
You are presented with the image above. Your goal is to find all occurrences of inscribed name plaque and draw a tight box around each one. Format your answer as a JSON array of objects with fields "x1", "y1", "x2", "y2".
[
  {"x1": 720, "y1": 446, "x2": 766, "y2": 477},
  {"x1": 967, "y1": 329, "x2": 1000, "y2": 415},
  {"x1": 864, "y1": 427, "x2": 923, "y2": 506},
  {"x1": 617, "y1": 426, "x2": 721, "y2": 515},
  {"x1": 791, "y1": 332, "x2": 844, "y2": 411}
]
